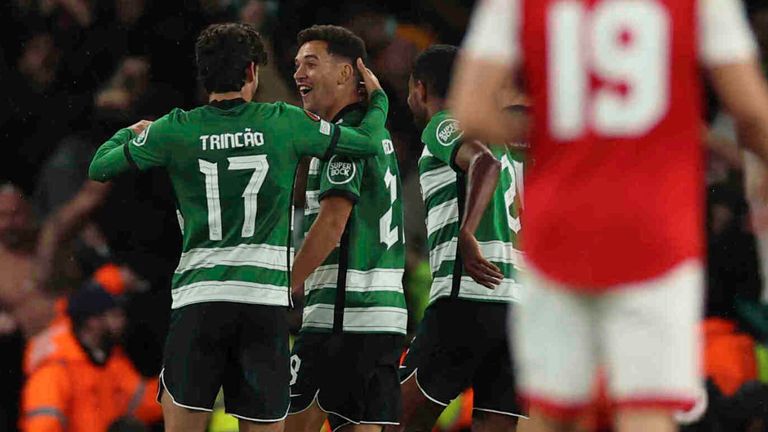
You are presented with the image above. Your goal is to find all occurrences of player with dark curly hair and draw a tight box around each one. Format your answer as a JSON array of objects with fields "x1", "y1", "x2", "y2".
[{"x1": 89, "y1": 22, "x2": 390, "y2": 432}]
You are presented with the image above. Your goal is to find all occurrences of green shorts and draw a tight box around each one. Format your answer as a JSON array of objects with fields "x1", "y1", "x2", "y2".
[
  {"x1": 289, "y1": 332, "x2": 404, "y2": 429},
  {"x1": 158, "y1": 302, "x2": 290, "y2": 422},
  {"x1": 399, "y1": 298, "x2": 526, "y2": 418}
]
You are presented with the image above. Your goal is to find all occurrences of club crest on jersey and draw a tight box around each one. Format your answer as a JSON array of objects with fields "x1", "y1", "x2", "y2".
[
  {"x1": 132, "y1": 124, "x2": 152, "y2": 147},
  {"x1": 436, "y1": 119, "x2": 463, "y2": 146},
  {"x1": 327, "y1": 155, "x2": 356, "y2": 185}
]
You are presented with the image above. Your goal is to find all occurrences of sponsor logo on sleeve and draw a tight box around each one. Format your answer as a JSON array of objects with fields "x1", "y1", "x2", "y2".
[
  {"x1": 319, "y1": 120, "x2": 332, "y2": 136},
  {"x1": 435, "y1": 119, "x2": 463, "y2": 146},
  {"x1": 382, "y1": 139, "x2": 394, "y2": 155},
  {"x1": 132, "y1": 124, "x2": 152, "y2": 147},
  {"x1": 327, "y1": 155, "x2": 356, "y2": 185}
]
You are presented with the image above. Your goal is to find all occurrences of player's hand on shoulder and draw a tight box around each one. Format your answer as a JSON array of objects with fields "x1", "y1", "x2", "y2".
[
  {"x1": 458, "y1": 229, "x2": 504, "y2": 289},
  {"x1": 356, "y1": 58, "x2": 383, "y2": 100},
  {"x1": 128, "y1": 119, "x2": 153, "y2": 135}
]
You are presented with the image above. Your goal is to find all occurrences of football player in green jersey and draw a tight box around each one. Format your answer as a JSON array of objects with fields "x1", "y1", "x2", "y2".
[
  {"x1": 391, "y1": 45, "x2": 526, "y2": 432},
  {"x1": 286, "y1": 25, "x2": 407, "y2": 432},
  {"x1": 88, "y1": 23, "x2": 389, "y2": 432}
]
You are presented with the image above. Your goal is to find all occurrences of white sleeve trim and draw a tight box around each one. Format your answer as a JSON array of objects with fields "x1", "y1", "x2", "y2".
[
  {"x1": 462, "y1": 0, "x2": 520, "y2": 64},
  {"x1": 699, "y1": 0, "x2": 757, "y2": 66}
]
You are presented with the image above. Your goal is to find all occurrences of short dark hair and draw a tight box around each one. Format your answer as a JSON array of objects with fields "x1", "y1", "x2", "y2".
[
  {"x1": 412, "y1": 44, "x2": 458, "y2": 99},
  {"x1": 297, "y1": 25, "x2": 368, "y2": 65},
  {"x1": 195, "y1": 23, "x2": 268, "y2": 93}
]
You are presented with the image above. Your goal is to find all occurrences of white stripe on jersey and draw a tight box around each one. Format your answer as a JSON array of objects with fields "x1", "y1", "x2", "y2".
[
  {"x1": 176, "y1": 243, "x2": 291, "y2": 273},
  {"x1": 420, "y1": 165, "x2": 457, "y2": 200},
  {"x1": 308, "y1": 158, "x2": 321, "y2": 175},
  {"x1": 171, "y1": 280, "x2": 289, "y2": 309},
  {"x1": 305, "y1": 266, "x2": 404, "y2": 293},
  {"x1": 305, "y1": 190, "x2": 321, "y2": 215},
  {"x1": 430, "y1": 239, "x2": 525, "y2": 274},
  {"x1": 426, "y1": 198, "x2": 460, "y2": 237},
  {"x1": 302, "y1": 304, "x2": 408, "y2": 334},
  {"x1": 429, "y1": 275, "x2": 523, "y2": 304}
]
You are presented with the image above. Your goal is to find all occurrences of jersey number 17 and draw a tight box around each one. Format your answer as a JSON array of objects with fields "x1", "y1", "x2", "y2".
[{"x1": 198, "y1": 156, "x2": 269, "y2": 241}]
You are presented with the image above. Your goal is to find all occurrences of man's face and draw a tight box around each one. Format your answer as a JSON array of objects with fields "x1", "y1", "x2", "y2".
[
  {"x1": 102, "y1": 308, "x2": 126, "y2": 343},
  {"x1": 407, "y1": 75, "x2": 428, "y2": 128},
  {"x1": 0, "y1": 190, "x2": 34, "y2": 249},
  {"x1": 294, "y1": 41, "x2": 346, "y2": 117}
]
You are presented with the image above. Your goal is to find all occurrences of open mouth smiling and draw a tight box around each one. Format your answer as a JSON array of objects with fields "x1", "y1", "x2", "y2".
[{"x1": 298, "y1": 85, "x2": 313, "y2": 96}]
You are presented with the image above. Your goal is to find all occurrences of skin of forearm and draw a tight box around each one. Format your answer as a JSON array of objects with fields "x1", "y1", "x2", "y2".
[
  {"x1": 737, "y1": 118, "x2": 768, "y2": 166},
  {"x1": 291, "y1": 201, "x2": 351, "y2": 289},
  {"x1": 34, "y1": 182, "x2": 111, "y2": 292},
  {"x1": 460, "y1": 152, "x2": 501, "y2": 235}
]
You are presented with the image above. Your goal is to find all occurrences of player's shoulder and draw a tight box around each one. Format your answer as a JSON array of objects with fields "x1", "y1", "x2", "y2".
[
  {"x1": 150, "y1": 107, "x2": 190, "y2": 130},
  {"x1": 422, "y1": 110, "x2": 464, "y2": 149}
]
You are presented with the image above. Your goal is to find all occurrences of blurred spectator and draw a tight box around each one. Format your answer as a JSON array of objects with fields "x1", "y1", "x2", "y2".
[
  {"x1": 20, "y1": 281, "x2": 162, "y2": 432},
  {"x1": 0, "y1": 185, "x2": 57, "y2": 338},
  {"x1": 0, "y1": 32, "x2": 88, "y2": 192}
]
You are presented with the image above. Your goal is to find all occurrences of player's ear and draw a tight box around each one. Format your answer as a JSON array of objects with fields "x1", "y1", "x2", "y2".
[
  {"x1": 416, "y1": 80, "x2": 428, "y2": 104},
  {"x1": 338, "y1": 62, "x2": 353, "y2": 85},
  {"x1": 245, "y1": 62, "x2": 256, "y2": 83}
]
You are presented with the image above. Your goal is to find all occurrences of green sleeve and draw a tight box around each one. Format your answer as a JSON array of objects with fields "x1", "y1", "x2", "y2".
[
  {"x1": 292, "y1": 90, "x2": 389, "y2": 159},
  {"x1": 424, "y1": 114, "x2": 465, "y2": 172},
  {"x1": 88, "y1": 128, "x2": 136, "y2": 182},
  {"x1": 124, "y1": 113, "x2": 174, "y2": 170},
  {"x1": 318, "y1": 156, "x2": 365, "y2": 204}
]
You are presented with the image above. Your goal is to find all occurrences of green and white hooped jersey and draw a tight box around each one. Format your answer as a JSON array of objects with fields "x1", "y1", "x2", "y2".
[
  {"x1": 93, "y1": 92, "x2": 389, "y2": 310},
  {"x1": 418, "y1": 110, "x2": 525, "y2": 305},
  {"x1": 302, "y1": 105, "x2": 407, "y2": 334}
]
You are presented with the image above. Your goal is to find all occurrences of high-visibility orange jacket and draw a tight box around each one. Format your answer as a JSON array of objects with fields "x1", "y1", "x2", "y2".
[
  {"x1": 703, "y1": 318, "x2": 757, "y2": 396},
  {"x1": 20, "y1": 321, "x2": 162, "y2": 432},
  {"x1": 24, "y1": 299, "x2": 69, "y2": 376}
]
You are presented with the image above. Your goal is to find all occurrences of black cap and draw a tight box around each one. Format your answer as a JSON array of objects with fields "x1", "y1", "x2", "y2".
[{"x1": 66, "y1": 281, "x2": 119, "y2": 322}]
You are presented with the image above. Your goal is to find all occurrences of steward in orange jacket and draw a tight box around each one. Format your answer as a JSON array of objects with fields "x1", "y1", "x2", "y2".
[{"x1": 20, "y1": 281, "x2": 161, "y2": 431}]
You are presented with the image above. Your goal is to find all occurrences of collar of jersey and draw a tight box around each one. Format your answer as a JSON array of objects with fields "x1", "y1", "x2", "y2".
[
  {"x1": 332, "y1": 102, "x2": 366, "y2": 124},
  {"x1": 208, "y1": 98, "x2": 247, "y2": 110}
]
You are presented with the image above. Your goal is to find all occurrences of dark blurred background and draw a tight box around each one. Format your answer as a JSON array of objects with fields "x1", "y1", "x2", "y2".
[{"x1": 1, "y1": 1, "x2": 768, "y2": 431}]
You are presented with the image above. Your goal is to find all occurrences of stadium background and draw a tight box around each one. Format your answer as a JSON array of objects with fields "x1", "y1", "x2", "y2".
[{"x1": 1, "y1": 0, "x2": 768, "y2": 431}]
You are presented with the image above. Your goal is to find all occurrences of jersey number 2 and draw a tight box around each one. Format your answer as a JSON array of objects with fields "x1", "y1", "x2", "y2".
[
  {"x1": 501, "y1": 154, "x2": 523, "y2": 233},
  {"x1": 548, "y1": 0, "x2": 670, "y2": 139},
  {"x1": 199, "y1": 155, "x2": 269, "y2": 241},
  {"x1": 380, "y1": 167, "x2": 399, "y2": 249}
]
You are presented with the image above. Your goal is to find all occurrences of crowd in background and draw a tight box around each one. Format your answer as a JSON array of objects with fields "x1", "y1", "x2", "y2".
[{"x1": 2, "y1": 0, "x2": 768, "y2": 431}]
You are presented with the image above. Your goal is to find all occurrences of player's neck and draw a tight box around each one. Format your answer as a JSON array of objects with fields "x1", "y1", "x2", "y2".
[
  {"x1": 323, "y1": 90, "x2": 364, "y2": 122},
  {"x1": 426, "y1": 99, "x2": 446, "y2": 120},
  {"x1": 209, "y1": 91, "x2": 252, "y2": 103}
]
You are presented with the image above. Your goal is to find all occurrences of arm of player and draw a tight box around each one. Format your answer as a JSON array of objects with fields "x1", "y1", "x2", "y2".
[
  {"x1": 34, "y1": 180, "x2": 112, "y2": 293},
  {"x1": 701, "y1": 0, "x2": 768, "y2": 164},
  {"x1": 448, "y1": 0, "x2": 524, "y2": 144},
  {"x1": 450, "y1": 60, "x2": 522, "y2": 144},
  {"x1": 455, "y1": 141, "x2": 504, "y2": 288},
  {"x1": 332, "y1": 88, "x2": 389, "y2": 158},
  {"x1": 291, "y1": 196, "x2": 354, "y2": 297},
  {"x1": 709, "y1": 61, "x2": 768, "y2": 165},
  {"x1": 88, "y1": 120, "x2": 152, "y2": 181}
]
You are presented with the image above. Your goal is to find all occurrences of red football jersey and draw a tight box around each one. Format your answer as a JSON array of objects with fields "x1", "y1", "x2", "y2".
[{"x1": 463, "y1": 0, "x2": 757, "y2": 288}]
